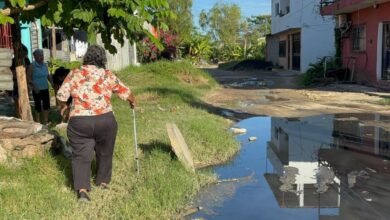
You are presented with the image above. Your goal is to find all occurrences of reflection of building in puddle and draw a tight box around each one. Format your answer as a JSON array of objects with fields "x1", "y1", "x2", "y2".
[
  {"x1": 319, "y1": 148, "x2": 390, "y2": 220},
  {"x1": 265, "y1": 114, "x2": 390, "y2": 219},
  {"x1": 265, "y1": 116, "x2": 340, "y2": 217},
  {"x1": 333, "y1": 113, "x2": 390, "y2": 158}
]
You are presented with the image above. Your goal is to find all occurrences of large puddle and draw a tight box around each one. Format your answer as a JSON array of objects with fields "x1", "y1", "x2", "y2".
[{"x1": 188, "y1": 113, "x2": 390, "y2": 220}]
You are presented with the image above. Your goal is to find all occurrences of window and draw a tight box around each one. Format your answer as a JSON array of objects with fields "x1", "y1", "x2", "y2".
[
  {"x1": 352, "y1": 25, "x2": 366, "y2": 51},
  {"x1": 279, "y1": 40, "x2": 286, "y2": 57},
  {"x1": 275, "y1": 3, "x2": 280, "y2": 16}
]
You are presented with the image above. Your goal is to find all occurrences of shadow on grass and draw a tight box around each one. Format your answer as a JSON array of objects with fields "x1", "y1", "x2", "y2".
[
  {"x1": 50, "y1": 142, "x2": 101, "y2": 191},
  {"x1": 50, "y1": 151, "x2": 73, "y2": 190},
  {"x1": 139, "y1": 140, "x2": 176, "y2": 159},
  {"x1": 144, "y1": 87, "x2": 258, "y2": 121},
  {"x1": 48, "y1": 129, "x2": 73, "y2": 191}
]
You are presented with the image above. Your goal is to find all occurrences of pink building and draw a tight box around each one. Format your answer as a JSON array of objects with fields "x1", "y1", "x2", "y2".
[{"x1": 322, "y1": 0, "x2": 390, "y2": 88}]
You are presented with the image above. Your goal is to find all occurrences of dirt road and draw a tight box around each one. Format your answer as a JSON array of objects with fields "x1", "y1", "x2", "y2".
[{"x1": 203, "y1": 68, "x2": 390, "y2": 118}]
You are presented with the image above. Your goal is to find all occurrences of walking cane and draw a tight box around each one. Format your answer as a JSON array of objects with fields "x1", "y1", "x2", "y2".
[{"x1": 132, "y1": 108, "x2": 140, "y2": 175}]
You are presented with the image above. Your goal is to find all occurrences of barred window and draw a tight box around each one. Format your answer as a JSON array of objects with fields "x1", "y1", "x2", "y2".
[{"x1": 352, "y1": 25, "x2": 366, "y2": 51}]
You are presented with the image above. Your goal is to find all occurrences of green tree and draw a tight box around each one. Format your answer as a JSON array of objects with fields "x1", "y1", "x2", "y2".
[
  {"x1": 1, "y1": 0, "x2": 172, "y2": 120},
  {"x1": 199, "y1": 3, "x2": 241, "y2": 46},
  {"x1": 161, "y1": 0, "x2": 192, "y2": 44},
  {"x1": 186, "y1": 31, "x2": 212, "y2": 63},
  {"x1": 247, "y1": 15, "x2": 271, "y2": 36}
]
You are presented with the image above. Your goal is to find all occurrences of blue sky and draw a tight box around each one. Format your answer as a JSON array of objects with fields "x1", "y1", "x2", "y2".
[{"x1": 192, "y1": 0, "x2": 271, "y2": 26}]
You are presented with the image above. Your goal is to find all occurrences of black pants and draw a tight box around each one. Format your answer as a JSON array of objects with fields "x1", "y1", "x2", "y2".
[
  {"x1": 67, "y1": 112, "x2": 118, "y2": 191},
  {"x1": 32, "y1": 89, "x2": 50, "y2": 112}
]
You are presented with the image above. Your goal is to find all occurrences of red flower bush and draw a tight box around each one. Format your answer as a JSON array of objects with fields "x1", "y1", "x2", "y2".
[{"x1": 138, "y1": 30, "x2": 178, "y2": 63}]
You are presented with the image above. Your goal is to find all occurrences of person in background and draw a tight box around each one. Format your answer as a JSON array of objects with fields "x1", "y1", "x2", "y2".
[
  {"x1": 56, "y1": 45, "x2": 136, "y2": 202},
  {"x1": 52, "y1": 67, "x2": 70, "y2": 94},
  {"x1": 52, "y1": 67, "x2": 72, "y2": 122},
  {"x1": 27, "y1": 49, "x2": 53, "y2": 125},
  {"x1": 10, "y1": 45, "x2": 31, "y2": 118}
]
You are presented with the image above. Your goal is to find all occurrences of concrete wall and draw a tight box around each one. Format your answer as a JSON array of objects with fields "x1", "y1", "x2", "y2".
[
  {"x1": 341, "y1": 2, "x2": 390, "y2": 84},
  {"x1": 301, "y1": 18, "x2": 335, "y2": 71},
  {"x1": 271, "y1": 0, "x2": 302, "y2": 34},
  {"x1": 266, "y1": 35, "x2": 279, "y2": 66}
]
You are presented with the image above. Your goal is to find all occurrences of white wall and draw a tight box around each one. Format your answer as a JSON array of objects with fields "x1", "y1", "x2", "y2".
[
  {"x1": 271, "y1": 0, "x2": 336, "y2": 72},
  {"x1": 301, "y1": 12, "x2": 335, "y2": 72},
  {"x1": 266, "y1": 35, "x2": 279, "y2": 65},
  {"x1": 271, "y1": 0, "x2": 302, "y2": 34}
]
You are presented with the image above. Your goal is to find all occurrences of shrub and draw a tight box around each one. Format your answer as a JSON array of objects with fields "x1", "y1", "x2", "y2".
[
  {"x1": 137, "y1": 30, "x2": 178, "y2": 63},
  {"x1": 48, "y1": 59, "x2": 81, "y2": 73},
  {"x1": 301, "y1": 57, "x2": 341, "y2": 86}
]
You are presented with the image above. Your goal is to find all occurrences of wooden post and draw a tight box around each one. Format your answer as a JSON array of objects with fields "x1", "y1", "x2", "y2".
[
  {"x1": 166, "y1": 123, "x2": 195, "y2": 172},
  {"x1": 51, "y1": 24, "x2": 56, "y2": 58},
  {"x1": 11, "y1": 16, "x2": 33, "y2": 121}
]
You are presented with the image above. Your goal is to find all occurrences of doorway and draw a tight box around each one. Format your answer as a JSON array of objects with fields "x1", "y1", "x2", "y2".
[{"x1": 292, "y1": 32, "x2": 301, "y2": 71}]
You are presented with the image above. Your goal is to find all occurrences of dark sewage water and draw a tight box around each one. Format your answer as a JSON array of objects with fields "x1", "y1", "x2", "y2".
[{"x1": 188, "y1": 113, "x2": 390, "y2": 220}]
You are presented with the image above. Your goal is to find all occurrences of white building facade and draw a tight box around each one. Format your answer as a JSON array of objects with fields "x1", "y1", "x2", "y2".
[{"x1": 266, "y1": 0, "x2": 335, "y2": 72}]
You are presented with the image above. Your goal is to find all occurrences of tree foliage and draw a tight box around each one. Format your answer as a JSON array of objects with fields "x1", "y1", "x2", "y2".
[
  {"x1": 199, "y1": 3, "x2": 241, "y2": 46},
  {"x1": 247, "y1": 15, "x2": 271, "y2": 36},
  {"x1": 185, "y1": 31, "x2": 212, "y2": 63},
  {"x1": 160, "y1": 0, "x2": 192, "y2": 44},
  {"x1": 1, "y1": 0, "x2": 174, "y2": 53},
  {"x1": 238, "y1": 15, "x2": 270, "y2": 60}
]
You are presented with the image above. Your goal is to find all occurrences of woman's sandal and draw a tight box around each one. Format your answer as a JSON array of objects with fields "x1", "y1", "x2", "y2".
[{"x1": 78, "y1": 190, "x2": 91, "y2": 202}]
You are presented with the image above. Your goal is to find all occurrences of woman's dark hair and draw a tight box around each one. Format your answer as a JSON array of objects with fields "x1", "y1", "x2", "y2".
[{"x1": 83, "y1": 45, "x2": 107, "y2": 68}]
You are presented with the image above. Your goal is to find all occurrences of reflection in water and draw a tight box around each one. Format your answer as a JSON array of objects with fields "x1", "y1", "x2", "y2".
[{"x1": 189, "y1": 114, "x2": 390, "y2": 220}]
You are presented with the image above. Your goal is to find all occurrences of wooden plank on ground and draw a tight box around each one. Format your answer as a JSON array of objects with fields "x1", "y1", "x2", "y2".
[{"x1": 166, "y1": 123, "x2": 195, "y2": 173}]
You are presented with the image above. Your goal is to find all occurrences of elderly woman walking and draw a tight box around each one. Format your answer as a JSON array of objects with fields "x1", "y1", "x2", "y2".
[{"x1": 56, "y1": 45, "x2": 136, "y2": 202}]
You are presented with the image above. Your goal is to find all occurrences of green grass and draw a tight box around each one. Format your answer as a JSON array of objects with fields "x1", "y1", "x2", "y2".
[{"x1": 0, "y1": 61, "x2": 239, "y2": 219}]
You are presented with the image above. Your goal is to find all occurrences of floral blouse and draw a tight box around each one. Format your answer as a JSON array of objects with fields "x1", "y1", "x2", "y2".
[{"x1": 56, "y1": 65, "x2": 131, "y2": 117}]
